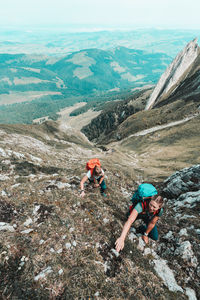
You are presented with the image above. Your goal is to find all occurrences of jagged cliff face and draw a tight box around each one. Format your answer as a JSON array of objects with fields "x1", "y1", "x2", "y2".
[
  {"x1": 145, "y1": 38, "x2": 200, "y2": 110},
  {"x1": 153, "y1": 52, "x2": 200, "y2": 108}
]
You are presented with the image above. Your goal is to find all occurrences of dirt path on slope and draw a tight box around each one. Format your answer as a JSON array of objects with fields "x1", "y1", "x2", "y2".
[
  {"x1": 119, "y1": 114, "x2": 198, "y2": 144},
  {"x1": 58, "y1": 102, "x2": 101, "y2": 131},
  {"x1": 107, "y1": 113, "x2": 200, "y2": 181}
]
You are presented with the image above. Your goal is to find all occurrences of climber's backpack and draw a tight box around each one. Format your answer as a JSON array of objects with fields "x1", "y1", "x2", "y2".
[
  {"x1": 131, "y1": 183, "x2": 158, "y2": 203},
  {"x1": 86, "y1": 158, "x2": 101, "y2": 176}
]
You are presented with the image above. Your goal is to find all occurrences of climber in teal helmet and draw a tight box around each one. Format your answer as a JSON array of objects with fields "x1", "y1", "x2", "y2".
[{"x1": 115, "y1": 184, "x2": 164, "y2": 252}]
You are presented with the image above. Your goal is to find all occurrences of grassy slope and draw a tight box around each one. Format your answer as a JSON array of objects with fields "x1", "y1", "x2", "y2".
[
  {"x1": 114, "y1": 114, "x2": 200, "y2": 180},
  {"x1": 97, "y1": 98, "x2": 199, "y2": 144},
  {"x1": 0, "y1": 122, "x2": 189, "y2": 299},
  {"x1": 1, "y1": 68, "x2": 200, "y2": 296}
]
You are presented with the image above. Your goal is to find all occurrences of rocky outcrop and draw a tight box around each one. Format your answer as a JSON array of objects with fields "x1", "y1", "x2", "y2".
[
  {"x1": 163, "y1": 164, "x2": 200, "y2": 198},
  {"x1": 156, "y1": 164, "x2": 200, "y2": 299},
  {"x1": 145, "y1": 39, "x2": 199, "y2": 110}
]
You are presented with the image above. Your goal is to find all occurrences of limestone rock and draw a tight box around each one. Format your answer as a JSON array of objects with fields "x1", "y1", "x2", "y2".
[
  {"x1": 174, "y1": 241, "x2": 198, "y2": 267},
  {"x1": 145, "y1": 39, "x2": 199, "y2": 110},
  {"x1": 163, "y1": 164, "x2": 200, "y2": 198}
]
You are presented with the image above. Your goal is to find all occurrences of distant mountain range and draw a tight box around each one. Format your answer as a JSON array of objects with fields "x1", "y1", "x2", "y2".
[
  {"x1": 1, "y1": 27, "x2": 200, "y2": 57},
  {"x1": 0, "y1": 47, "x2": 171, "y2": 97},
  {"x1": 1, "y1": 34, "x2": 200, "y2": 125},
  {"x1": 0, "y1": 46, "x2": 172, "y2": 123}
]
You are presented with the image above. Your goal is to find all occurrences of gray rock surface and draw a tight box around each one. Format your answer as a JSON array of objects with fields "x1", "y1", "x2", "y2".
[
  {"x1": 157, "y1": 164, "x2": 200, "y2": 299},
  {"x1": 145, "y1": 38, "x2": 199, "y2": 110},
  {"x1": 163, "y1": 164, "x2": 200, "y2": 198}
]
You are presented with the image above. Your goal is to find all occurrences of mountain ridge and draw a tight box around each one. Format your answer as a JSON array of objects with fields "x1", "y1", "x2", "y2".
[
  {"x1": 81, "y1": 39, "x2": 200, "y2": 145},
  {"x1": 145, "y1": 38, "x2": 200, "y2": 109}
]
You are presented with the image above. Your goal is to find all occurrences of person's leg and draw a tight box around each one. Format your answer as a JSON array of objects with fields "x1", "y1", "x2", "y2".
[
  {"x1": 100, "y1": 179, "x2": 107, "y2": 193},
  {"x1": 141, "y1": 221, "x2": 159, "y2": 241},
  {"x1": 97, "y1": 177, "x2": 107, "y2": 195},
  {"x1": 148, "y1": 224, "x2": 158, "y2": 241}
]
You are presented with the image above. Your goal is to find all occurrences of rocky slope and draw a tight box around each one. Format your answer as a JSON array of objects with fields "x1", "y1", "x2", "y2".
[{"x1": 0, "y1": 120, "x2": 199, "y2": 299}]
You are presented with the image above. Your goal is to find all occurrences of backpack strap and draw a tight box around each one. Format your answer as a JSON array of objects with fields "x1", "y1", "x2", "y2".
[
  {"x1": 90, "y1": 168, "x2": 94, "y2": 177},
  {"x1": 129, "y1": 205, "x2": 134, "y2": 214},
  {"x1": 141, "y1": 200, "x2": 148, "y2": 211}
]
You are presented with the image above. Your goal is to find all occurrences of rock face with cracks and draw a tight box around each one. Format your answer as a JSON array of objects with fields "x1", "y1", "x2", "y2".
[{"x1": 145, "y1": 38, "x2": 199, "y2": 110}]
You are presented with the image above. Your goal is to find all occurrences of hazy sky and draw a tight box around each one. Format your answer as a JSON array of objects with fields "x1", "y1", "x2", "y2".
[{"x1": 1, "y1": 0, "x2": 200, "y2": 29}]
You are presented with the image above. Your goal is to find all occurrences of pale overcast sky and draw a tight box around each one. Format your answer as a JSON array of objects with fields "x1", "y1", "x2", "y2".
[{"x1": 0, "y1": 0, "x2": 200, "y2": 29}]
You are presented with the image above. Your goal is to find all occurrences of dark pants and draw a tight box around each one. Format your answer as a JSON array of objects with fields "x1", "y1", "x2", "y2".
[
  {"x1": 89, "y1": 176, "x2": 106, "y2": 194},
  {"x1": 137, "y1": 217, "x2": 159, "y2": 241}
]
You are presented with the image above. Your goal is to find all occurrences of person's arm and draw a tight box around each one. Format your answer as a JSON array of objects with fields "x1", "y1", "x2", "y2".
[
  {"x1": 115, "y1": 208, "x2": 138, "y2": 252},
  {"x1": 142, "y1": 216, "x2": 159, "y2": 244},
  {"x1": 98, "y1": 174, "x2": 105, "y2": 185},
  {"x1": 95, "y1": 170, "x2": 105, "y2": 187},
  {"x1": 80, "y1": 175, "x2": 88, "y2": 197}
]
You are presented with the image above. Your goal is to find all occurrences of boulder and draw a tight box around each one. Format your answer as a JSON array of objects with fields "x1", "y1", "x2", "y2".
[{"x1": 163, "y1": 165, "x2": 200, "y2": 198}]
